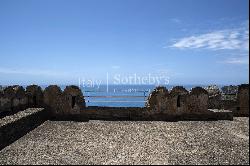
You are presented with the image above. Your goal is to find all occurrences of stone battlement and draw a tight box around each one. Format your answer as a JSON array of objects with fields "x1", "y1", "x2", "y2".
[
  {"x1": 0, "y1": 84, "x2": 249, "y2": 121},
  {"x1": 0, "y1": 84, "x2": 249, "y2": 150}
]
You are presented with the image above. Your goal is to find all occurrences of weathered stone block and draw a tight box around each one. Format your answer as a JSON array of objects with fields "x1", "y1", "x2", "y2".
[
  {"x1": 146, "y1": 86, "x2": 169, "y2": 114},
  {"x1": 168, "y1": 86, "x2": 189, "y2": 114},
  {"x1": 235, "y1": 84, "x2": 249, "y2": 116},
  {"x1": 62, "y1": 85, "x2": 86, "y2": 115},
  {"x1": 187, "y1": 87, "x2": 210, "y2": 113},
  {"x1": 43, "y1": 85, "x2": 64, "y2": 115},
  {"x1": 26, "y1": 85, "x2": 43, "y2": 107},
  {"x1": 0, "y1": 86, "x2": 28, "y2": 114},
  {"x1": 13, "y1": 86, "x2": 28, "y2": 110}
]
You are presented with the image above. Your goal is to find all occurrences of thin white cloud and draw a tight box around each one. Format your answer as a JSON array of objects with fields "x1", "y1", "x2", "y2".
[
  {"x1": 171, "y1": 25, "x2": 249, "y2": 51},
  {"x1": 222, "y1": 56, "x2": 249, "y2": 65}
]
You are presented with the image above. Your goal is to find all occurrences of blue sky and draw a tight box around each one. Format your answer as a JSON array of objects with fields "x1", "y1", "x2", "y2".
[{"x1": 0, "y1": 0, "x2": 249, "y2": 85}]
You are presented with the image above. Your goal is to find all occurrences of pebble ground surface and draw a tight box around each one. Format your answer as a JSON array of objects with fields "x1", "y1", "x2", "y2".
[{"x1": 0, "y1": 117, "x2": 249, "y2": 165}]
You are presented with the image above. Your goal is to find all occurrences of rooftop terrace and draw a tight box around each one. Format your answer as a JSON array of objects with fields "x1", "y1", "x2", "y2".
[{"x1": 0, "y1": 117, "x2": 249, "y2": 165}]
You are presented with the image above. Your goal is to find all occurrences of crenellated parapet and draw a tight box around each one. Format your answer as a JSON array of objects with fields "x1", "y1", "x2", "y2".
[
  {"x1": 0, "y1": 84, "x2": 248, "y2": 120},
  {"x1": 0, "y1": 84, "x2": 86, "y2": 117},
  {"x1": 2, "y1": 86, "x2": 15, "y2": 113},
  {"x1": 0, "y1": 85, "x2": 28, "y2": 114},
  {"x1": 146, "y1": 86, "x2": 209, "y2": 116},
  {"x1": 43, "y1": 85, "x2": 86, "y2": 117},
  {"x1": 205, "y1": 84, "x2": 248, "y2": 116},
  {"x1": 146, "y1": 84, "x2": 249, "y2": 119}
]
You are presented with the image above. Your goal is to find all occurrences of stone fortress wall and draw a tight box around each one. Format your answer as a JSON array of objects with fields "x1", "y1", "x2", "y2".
[
  {"x1": 0, "y1": 84, "x2": 249, "y2": 120},
  {"x1": 145, "y1": 84, "x2": 249, "y2": 120},
  {"x1": 205, "y1": 84, "x2": 249, "y2": 116},
  {"x1": 0, "y1": 85, "x2": 44, "y2": 117},
  {"x1": 0, "y1": 84, "x2": 249, "y2": 150}
]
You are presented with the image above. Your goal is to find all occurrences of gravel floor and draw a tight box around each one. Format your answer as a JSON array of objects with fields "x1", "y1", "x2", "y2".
[{"x1": 0, "y1": 118, "x2": 249, "y2": 165}]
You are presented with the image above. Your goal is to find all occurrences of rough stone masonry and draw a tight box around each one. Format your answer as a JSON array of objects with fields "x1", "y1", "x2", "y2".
[{"x1": 0, "y1": 84, "x2": 249, "y2": 120}]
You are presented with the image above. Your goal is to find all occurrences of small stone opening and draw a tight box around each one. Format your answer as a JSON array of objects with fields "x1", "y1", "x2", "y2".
[
  {"x1": 72, "y1": 96, "x2": 76, "y2": 108},
  {"x1": 236, "y1": 107, "x2": 240, "y2": 111},
  {"x1": 177, "y1": 95, "x2": 181, "y2": 107}
]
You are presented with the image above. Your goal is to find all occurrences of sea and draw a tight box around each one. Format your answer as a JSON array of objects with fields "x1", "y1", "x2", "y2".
[{"x1": 36, "y1": 84, "x2": 225, "y2": 107}]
